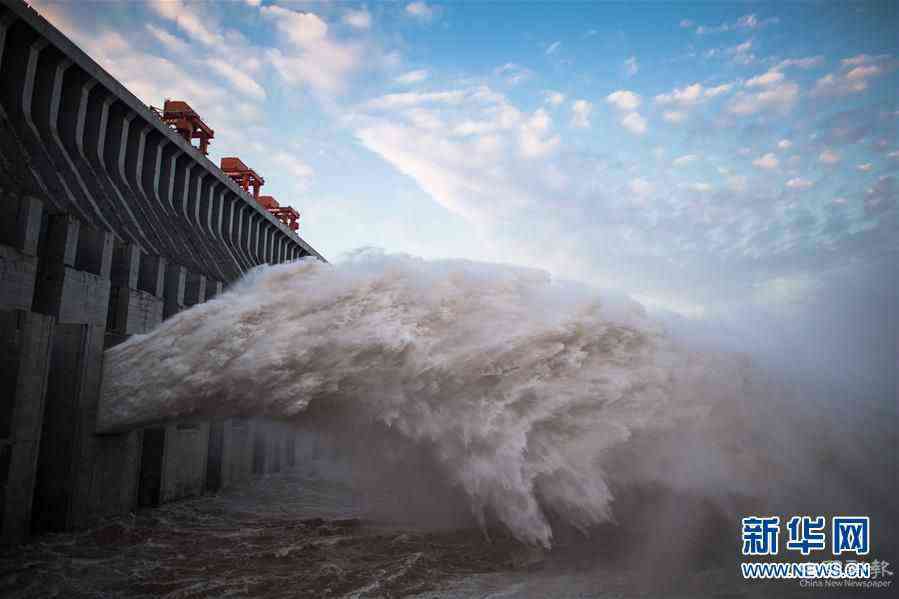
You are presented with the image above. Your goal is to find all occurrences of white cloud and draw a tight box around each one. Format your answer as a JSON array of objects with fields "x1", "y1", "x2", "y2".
[
  {"x1": 570, "y1": 99, "x2": 593, "y2": 128},
  {"x1": 812, "y1": 73, "x2": 866, "y2": 95},
  {"x1": 395, "y1": 69, "x2": 430, "y2": 85},
  {"x1": 262, "y1": 6, "x2": 361, "y2": 95},
  {"x1": 365, "y1": 90, "x2": 467, "y2": 110},
  {"x1": 620, "y1": 111, "x2": 647, "y2": 135},
  {"x1": 857, "y1": 163, "x2": 873, "y2": 172},
  {"x1": 728, "y1": 39, "x2": 755, "y2": 64},
  {"x1": 735, "y1": 14, "x2": 769, "y2": 29},
  {"x1": 753, "y1": 153, "x2": 779, "y2": 169},
  {"x1": 546, "y1": 41, "x2": 561, "y2": 55},
  {"x1": 149, "y1": 0, "x2": 221, "y2": 47},
  {"x1": 405, "y1": 2, "x2": 436, "y2": 20},
  {"x1": 685, "y1": 182, "x2": 713, "y2": 192},
  {"x1": 654, "y1": 82, "x2": 732, "y2": 110},
  {"x1": 520, "y1": 108, "x2": 561, "y2": 157},
  {"x1": 271, "y1": 151, "x2": 314, "y2": 188},
  {"x1": 728, "y1": 81, "x2": 799, "y2": 115},
  {"x1": 342, "y1": 8, "x2": 372, "y2": 30},
  {"x1": 206, "y1": 58, "x2": 266, "y2": 100},
  {"x1": 778, "y1": 139, "x2": 792, "y2": 149},
  {"x1": 888, "y1": 151, "x2": 899, "y2": 159},
  {"x1": 663, "y1": 110, "x2": 687, "y2": 124},
  {"x1": 625, "y1": 56, "x2": 639, "y2": 76},
  {"x1": 655, "y1": 83, "x2": 703, "y2": 107},
  {"x1": 841, "y1": 54, "x2": 882, "y2": 67},
  {"x1": 813, "y1": 55, "x2": 890, "y2": 96},
  {"x1": 495, "y1": 63, "x2": 533, "y2": 85},
  {"x1": 696, "y1": 13, "x2": 778, "y2": 35},
  {"x1": 406, "y1": 108, "x2": 444, "y2": 131},
  {"x1": 786, "y1": 177, "x2": 814, "y2": 189},
  {"x1": 819, "y1": 149, "x2": 841, "y2": 164},
  {"x1": 352, "y1": 85, "x2": 562, "y2": 226},
  {"x1": 544, "y1": 90, "x2": 566, "y2": 106},
  {"x1": 606, "y1": 90, "x2": 641, "y2": 111},
  {"x1": 704, "y1": 83, "x2": 733, "y2": 98},
  {"x1": 453, "y1": 120, "x2": 499, "y2": 136},
  {"x1": 673, "y1": 154, "x2": 698, "y2": 167},
  {"x1": 679, "y1": 19, "x2": 694, "y2": 28},
  {"x1": 846, "y1": 65, "x2": 881, "y2": 80},
  {"x1": 356, "y1": 124, "x2": 494, "y2": 221},
  {"x1": 775, "y1": 56, "x2": 825, "y2": 70},
  {"x1": 145, "y1": 23, "x2": 191, "y2": 56},
  {"x1": 745, "y1": 70, "x2": 785, "y2": 87},
  {"x1": 262, "y1": 6, "x2": 327, "y2": 45}
]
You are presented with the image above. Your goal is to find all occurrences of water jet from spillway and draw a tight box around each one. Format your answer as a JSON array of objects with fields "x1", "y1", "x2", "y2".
[{"x1": 98, "y1": 251, "x2": 801, "y2": 547}]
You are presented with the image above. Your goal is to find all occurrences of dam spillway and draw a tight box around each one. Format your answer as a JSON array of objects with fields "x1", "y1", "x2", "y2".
[{"x1": 0, "y1": 0, "x2": 322, "y2": 546}]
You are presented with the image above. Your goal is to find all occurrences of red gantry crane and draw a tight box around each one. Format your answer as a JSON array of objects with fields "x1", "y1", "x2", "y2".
[
  {"x1": 259, "y1": 196, "x2": 301, "y2": 231},
  {"x1": 151, "y1": 98, "x2": 303, "y2": 233},
  {"x1": 152, "y1": 99, "x2": 215, "y2": 155},
  {"x1": 220, "y1": 156, "x2": 265, "y2": 199}
]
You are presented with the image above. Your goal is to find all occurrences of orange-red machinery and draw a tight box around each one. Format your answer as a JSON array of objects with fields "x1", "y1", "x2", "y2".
[
  {"x1": 220, "y1": 156, "x2": 265, "y2": 199},
  {"x1": 257, "y1": 195, "x2": 279, "y2": 209},
  {"x1": 271, "y1": 206, "x2": 300, "y2": 231},
  {"x1": 153, "y1": 99, "x2": 214, "y2": 155},
  {"x1": 259, "y1": 195, "x2": 300, "y2": 231},
  {"x1": 153, "y1": 97, "x2": 303, "y2": 233}
]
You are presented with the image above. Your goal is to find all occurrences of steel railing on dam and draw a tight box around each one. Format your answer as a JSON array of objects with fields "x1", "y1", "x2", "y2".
[{"x1": 0, "y1": 0, "x2": 321, "y2": 547}]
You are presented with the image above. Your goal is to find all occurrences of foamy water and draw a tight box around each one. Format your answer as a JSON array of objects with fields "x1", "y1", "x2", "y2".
[{"x1": 100, "y1": 251, "x2": 761, "y2": 547}]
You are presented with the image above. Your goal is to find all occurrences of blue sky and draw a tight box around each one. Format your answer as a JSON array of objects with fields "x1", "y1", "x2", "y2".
[{"x1": 34, "y1": 1, "x2": 899, "y2": 319}]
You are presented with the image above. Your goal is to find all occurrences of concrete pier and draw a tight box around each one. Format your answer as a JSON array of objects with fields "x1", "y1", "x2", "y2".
[
  {"x1": 0, "y1": 192, "x2": 42, "y2": 311},
  {"x1": 213, "y1": 418, "x2": 256, "y2": 491},
  {"x1": 160, "y1": 421, "x2": 210, "y2": 504},
  {"x1": 107, "y1": 242, "x2": 163, "y2": 336},
  {"x1": 0, "y1": 0, "x2": 322, "y2": 546},
  {"x1": 0, "y1": 309, "x2": 54, "y2": 545}
]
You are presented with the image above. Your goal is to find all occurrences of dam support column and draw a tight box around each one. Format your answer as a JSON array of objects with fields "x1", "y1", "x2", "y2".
[
  {"x1": 0, "y1": 192, "x2": 42, "y2": 310},
  {"x1": 184, "y1": 271, "x2": 206, "y2": 308},
  {"x1": 162, "y1": 263, "x2": 186, "y2": 319},
  {"x1": 252, "y1": 418, "x2": 267, "y2": 477},
  {"x1": 155, "y1": 268, "x2": 212, "y2": 503},
  {"x1": 106, "y1": 242, "x2": 163, "y2": 343},
  {"x1": 204, "y1": 417, "x2": 256, "y2": 493},
  {"x1": 32, "y1": 215, "x2": 113, "y2": 327},
  {"x1": 159, "y1": 421, "x2": 209, "y2": 503},
  {"x1": 204, "y1": 420, "x2": 224, "y2": 493},
  {"x1": 0, "y1": 309, "x2": 54, "y2": 545},
  {"x1": 286, "y1": 427, "x2": 296, "y2": 469},
  {"x1": 99, "y1": 244, "x2": 166, "y2": 513},
  {"x1": 218, "y1": 418, "x2": 254, "y2": 488},
  {"x1": 29, "y1": 216, "x2": 142, "y2": 531},
  {"x1": 0, "y1": 190, "x2": 53, "y2": 546},
  {"x1": 206, "y1": 279, "x2": 223, "y2": 300}
]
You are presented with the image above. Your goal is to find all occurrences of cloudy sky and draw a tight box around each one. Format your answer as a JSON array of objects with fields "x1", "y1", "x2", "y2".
[{"x1": 32, "y1": 1, "x2": 898, "y2": 319}]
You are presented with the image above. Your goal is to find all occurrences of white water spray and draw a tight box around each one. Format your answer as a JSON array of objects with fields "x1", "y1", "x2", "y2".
[{"x1": 100, "y1": 251, "x2": 758, "y2": 547}]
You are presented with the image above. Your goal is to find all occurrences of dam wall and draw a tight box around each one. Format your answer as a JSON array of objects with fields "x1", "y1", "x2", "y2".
[{"x1": 0, "y1": 0, "x2": 321, "y2": 546}]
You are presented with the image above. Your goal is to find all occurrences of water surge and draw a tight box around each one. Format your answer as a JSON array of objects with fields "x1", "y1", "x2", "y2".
[{"x1": 100, "y1": 252, "x2": 794, "y2": 547}]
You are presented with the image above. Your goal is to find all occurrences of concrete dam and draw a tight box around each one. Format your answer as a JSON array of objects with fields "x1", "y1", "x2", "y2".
[{"x1": 0, "y1": 0, "x2": 324, "y2": 546}]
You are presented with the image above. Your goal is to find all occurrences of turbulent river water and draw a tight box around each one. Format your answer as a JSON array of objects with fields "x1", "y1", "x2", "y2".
[{"x1": 5, "y1": 251, "x2": 895, "y2": 597}]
